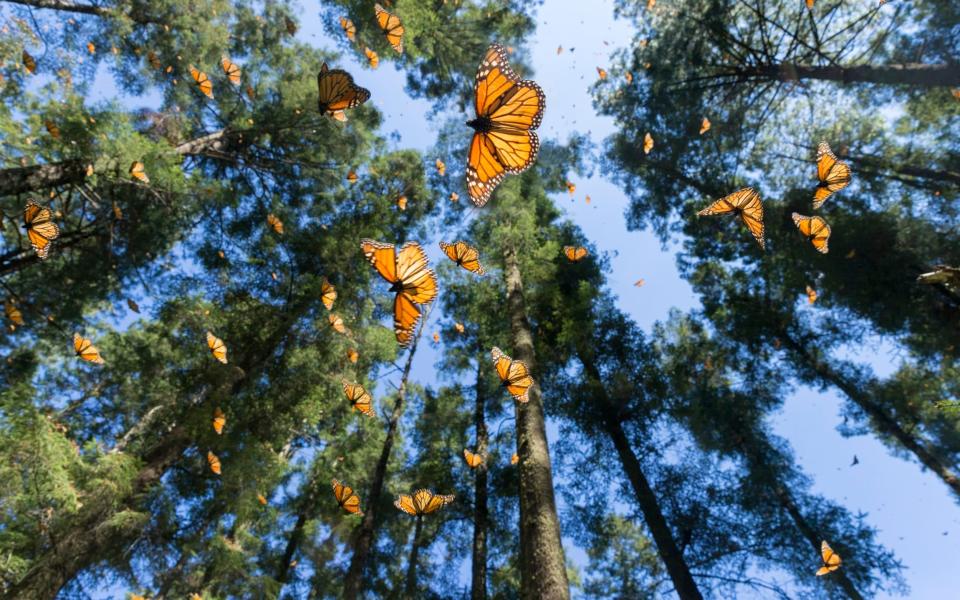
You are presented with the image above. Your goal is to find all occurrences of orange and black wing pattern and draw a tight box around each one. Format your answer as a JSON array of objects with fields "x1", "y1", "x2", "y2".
[
  {"x1": 696, "y1": 187, "x2": 765, "y2": 250},
  {"x1": 491, "y1": 346, "x2": 534, "y2": 403},
  {"x1": 207, "y1": 331, "x2": 228, "y2": 364},
  {"x1": 23, "y1": 202, "x2": 60, "y2": 260},
  {"x1": 466, "y1": 44, "x2": 546, "y2": 207},
  {"x1": 792, "y1": 213, "x2": 831, "y2": 254},
  {"x1": 332, "y1": 478, "x2": 364, "y2": 515},
  {"x1": 374, "y1": 4, "x2": 404, "y2": 53},
  {"x1": 317, "y1": 63, "x2": 370, "y2": 119},
  {"x1": 439, "y1": 240, "x2": 485, "y2": 275},
  {"x1": 74, "y1": 333, "x2": 104, "y2": 364},
  {"x1": 563, "y1": 246, "x2": 587, "y2": 261},
  {"x1": 190, "y1": 65, "x2": 214, "y2": 99},
  {"x1": 321, "y1": 276, "x2": 337, "y2": 311},
  {"x1": 463, "y1": 449, "x2": 484, "y2": 468},
  {"x1": 361, "y1": 239, "x2": 437, "y2": 347},
  {"x1": 814, "y1": 141, "x2": 851, "y2": 208},
  {"x1": 815, "y1": 540, "x2": 842, "y2": 576},
  {"x1": 343, "y1": 380, "x2": 376, "y2": 417},
  {"x1": 220, "y1": 55, "x2": 241, "y2": 85},
  {"x1": 394, "y1": 488, "x2": 454, "y2": 516}
]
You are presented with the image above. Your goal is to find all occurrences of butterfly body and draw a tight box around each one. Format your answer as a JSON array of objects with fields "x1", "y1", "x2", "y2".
[
  {"x1": 813, "y1": 141, "x2": 851, "y2": 208},
  {"x1": 491, "y1": 346, "x2": 534, "y2": 403},
  {"x1": 394, "y1": 489, "x2": 454, "y2": 515},
  {"x1": 361, "y1": 239, "x2": 437, "y2": 346},
  {"x1": 696, "y1": 187, "x2": 765, "y2": 250},
  {"x1": 23, "y1": 202, "x2": 60, "y2": 259},
  {"x1": 317, "y1": 63, "x2": 370, "y2": 118}
]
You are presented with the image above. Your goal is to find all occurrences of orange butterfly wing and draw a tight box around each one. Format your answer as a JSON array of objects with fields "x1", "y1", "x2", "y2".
[
  {"x1": 343, "y1": 380, "x2": 376, "y2": 417},
  {"x1": 816, "y1": 540, "x2": 841, "y2": 575},
  {"x1": 321, "y1": 277, "x2": 337, "y2": 311},
  {"x1": 207, "y1": 451, "x2": 221, "y2": 475},
  {"x1": 440, "y1": 241, "x2": 486, "y2": 275},
  {"x1": 23, "y1": 202, "x2": 60, "y2": 259},
  {"x1": 814, "y1": 141, "x2": 851, "y2": 208},
  {"x1": 220, "y1": 56, "x2": 241, "y2": 85},
  {"x1": 463, "y1": 449, "x2": 483, "y2": 468},
  {"x1": 73, "y1": 333, "x2": 104, "y2": 364},
  {"x1": 212, "y1": 407, "x2": 226, "y2": 434},
  {"x1": 317, "y1": 63, "x2": 370, "y2": 115},
  {"x1": 792, "y1": 213, "x2": 831, "y2": 254},
  {"x1": 190, "y1": 66, "x2": 214, "y2": 99},
  {"x1": 206, "y1": 331, "x2": 228, "y2": 364},
  {"x1": 332, "y1": 478, "x2": 364, "y2": 515},
  {"x1": 491, "y1": 347, "x2": 533, "y2": 402},
  {"x1": 697, "y1": 188, "x2": 765, "y2": 250},
  {"x1": 374, "y1": 4, "x2": 404, "y2": 53}
]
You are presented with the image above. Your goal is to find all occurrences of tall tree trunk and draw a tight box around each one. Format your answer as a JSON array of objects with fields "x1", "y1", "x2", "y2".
[
  {"x1": 342, "y1": 332, "x2": 423, "y2": 599},
  {"x1": 781, "y1": 334, "x2": 960, "y2": 498},
  {"x1": 471, "y1": 357, "x2": 489, "y2": 600},
  {"x1": 502, "y1": 247, "x2": 570, "y2": 600},
  {"x1": 577, "y1": 352, "x2": 704, "y2": 600},
  {"x1": 843, "y1": 154, "x2": 960, "y2": 188},
  {"x1": 403, "y1": 516, "x2": 425, "y2": 599},
  {"x1": 755, "y1": 62, "x2": 960, "y2": 87}
]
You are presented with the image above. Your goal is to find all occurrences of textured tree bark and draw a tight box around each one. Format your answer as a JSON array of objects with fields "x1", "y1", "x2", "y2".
[
  {"x1": 342, "y1": 333, "x2": 423, "y2": 599},
  {"x1": 471, "y1": 358, "x2": 489, "y2": 600},
  {"x1": 843, "y1": 154, "x2": 960, "y2": 187},
  {"x1": 403, "y1": 515, "x2": 425, "y2": 599},
  {"x1": 754, "y1": 62, "x2": 960, "y2": 87},
  {"x1": 577, "y1": 352, "x2": 703, "y2": 600},
  {"x1": 502, "y1": 248, "x2": 570, "y2": 600},
  {"x1": 4, "y1": 0, "x2": 163, "y2": 24}
]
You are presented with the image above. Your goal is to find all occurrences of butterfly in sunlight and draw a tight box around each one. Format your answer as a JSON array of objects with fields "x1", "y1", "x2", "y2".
[
  {"x1": 212, "y1": 407, "x2": 226, "y2": 435},
  {"x1": 394, "y1": 489, "x2": 454, "y2": 516},
  {"x1": 511, "y1": 453, "x2": 519, "y2": 465},
  {"x1": 439, "y1": 240, "x2": 486, "y2": 275},
  {"x1": 813, "y1": 141, "x2": 851, "y2": 208},
  {"x1": 73, "y1": 333, "x2": 104, "y2": 364},
  {"x1": 396, "y1": 195, "x2": 408, "y2": 210},
  {"x1": 792, "y1": 213, "x2": 831, "y2": 254},
  {"x1": 340, "y1": 16, "x2": 356, "y2": 42},
  {"x1": 23, "y1": 202, "x2": 60, "y2": 260},
  {"x1": 221, "y1": 55, "x2": 241, "y2": 85},
  {"x1": 346, "y1": 348, "x2": 359, "y2": 363},
  {"x1": 806, "y1": 0, "x2": 815, "y2": 8},
  {"x1": 129, "y1": 160, "x2": 149, "y2": 183},
  {"x1": 207, "y1": 451, "x2": 222, "y2": 475},
  {"x1": 466, "y1": 43, "x2": 546, "y2": 207},
  {"x1": 449, "y1": 192, "x2": 459, "y2": 202},
  {"x1": 148, "y1": 50, "x2": 162, "y2": 70},
  {"x1": 266, "y1": 213, "x2": 284, "y2": 235},
  {"x1": 596, "y1": 67, "x2": 607, "y2": 80},
  {"x1": 435, "y1": 158, "x2": 446, "y2": 176},
  {"x1": 806, "y1": 285, "x2": 818, "y2": 305},
  {"x1": 207, "y1": 331, "x2": 228, "y2": 364},
  {"x1": 625, "y1": 71, "x2": 634, "y2": 83},
  {"x1": 815, "y1": 540, "x2": 842, "y2": 576},
  {"x1": 454, "y1": 322, "x2": 465, "y2": 333},
  {"x1": 699, "y1": 117, "x2": 711, "y2": 135},
  {"x1": 643, "y1": 132, "x2": 654, "y2": 154},
  {"x1": 342, "y1": 380, "x2": 376, "y2": 417},
  {"x1": 321, "y1": 276, "x2": 337, "y2": 311},
  {"x1": 190, "y1": 65, "x2": 214, "y2": 99},
  {"x1": 696, "y1": 187, "x2": 765, "y2": 250},
  {"x1": 634, "y1": 278, "x2": 645, "y2": 287},
  {"x1": 463, "y1": 449, "x2": 484, "y2": 468},
  {"x1": 432, "y1": 332, "x2": 440, "y2": 343},
  {"x1": 374, "y1": 3, "x2": 404, "y2": 53},
  {"x1": 5, "y1": 299, "x2": 23, "y2": 327},
  {"x1": 364, "y1": 47, "x2": 379, "y2": 69},
  {"x1": 360, "y1": 239, "x2": 438, "y2": 347},
  {"x1": 566, "y1": 181, "x2": 576, "y2": 195},
  {"x1": 346, "y1": 170, "x2": 358, "y2": 184},
  {"x1": 45, "y1": 120, "x2": 61, "y2": 139},
  {"x1": 329, "y1": 313, "x2": 347, "y2": 334},
  {"x1": 22, "y1": 50, "x2": 36, "y2": 74},
  {"x1": 317, "y1": 63, "x2": 370, "y2": 121},
  {"x1": 257, "y1": 493, "x2": 268, "y2": 506},
  {"x1": 563, "y1": 246, "x2": 588, "y2": 261},
  {"x1": 491, "y1": 346, "x2": 534, "y2": 403},
  {"x1": 332, "y1": 479, "x2": 364, "y2": 516}
]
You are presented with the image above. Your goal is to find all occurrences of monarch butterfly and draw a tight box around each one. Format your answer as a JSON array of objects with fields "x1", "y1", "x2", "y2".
[
  {"x1": 566, "y1": 181, "x2": 576, "y2": 195},
  {"x1": 129, "y1": 161, "x2": 149, "y2": 183},
  {"x1": 22, "y1": 50, "x2": 36, "y2": 74},
  {"x1": 4, "y1": 300, "x2": 23, "y2": 326},
  {"x1": 321, "y1": 277, "x2": 337, "y2": 311},
  {"x1": 563, "y1": 246, "x2": 588, "y2": 261},
  {"x1": 364, "y1": 47, "x2": 379, "y2": 69},
  {"x1": 815, "y1": 540, "x2": 841, "y2": 576},
  {"x1": 73, "y1": 333, "x2": 104, "y2": 363},
  {"x1": 439, "y1": 241, "x2": 486, "y2": 275},
  {"x1": 190, "y1": 65, "x2": 214, "y2": 99},
  {"x1": 556, "y1": 45, "x2": 563, "y2": 55},
  {"x1": 374, "y1": 4, "x2": 404, "y2": 53},
  {"x1": 284, "y1": 16, "x2": 298, "y2": 35},
  {"x1": 346, "y1": 348, "x2": 359, "y2": 363},
  {"x1": 45, "y1": 120, "x2": 61, "y2": 139},
  {"x1": 696, "y1": 187, "x2": 765, "y2": 250},
  {"x1": 813, "y1": 141, "x2": 851, "y2": 208},
  {"x1": 339, "y1": 16, "x2": 356, "y2": 42},
  {"x1": 699, "y1": 117, "x2": 711, "y2": 135},
  {"x1": 806, "y1": 0, "x2": 814, "y2": 8},
  {"x1": 435, "y1": 158, "x2": 446, "y2": 176},
  {"x1": 86, "y1": 42, "x2": 95, "y2": 54},
  {"x1": 596, "y1": 67, "x2": 607, "y2": 79},
  {"x1": 647, "y1": 0, "x2": 656, "y2": 7},
  {"x1": 643, "y1": 132, "x2": 654, "y2": 154},
  {"x1": 317, "y1": 63, "x2": 370, "y2": 120},
  {"x1": 449, "y1": 192, "x2": 459, "y2": 202},
  {"x1": 463, "y1": 449, "x2": 483, "y2": 468},
  {"x1": 332, "y1": 478, "x2": 364, "y2": 515},
  {"x1": 346, "y1": 171, "x2": 358, "y2": 184},
  {"x1": 454, "y1": 322, "x2": 465, "y2": 333},
  {"x1": 585, "y1": 194, "x2": 592, "y2": 204},
  {"x1": 212, "y1": 407, "x2": 226, "y2": 434},
  {"x1": 396, "y1": 195, "x2": 408, "y2": 210},
  {"x1": 257, "y1": 493, "x2": 268, "y2": 506},
  {"x1": 207, "y1": 451, "x2": 222, "y2": 475},
  {"x1": 491, "y1": 346, "x2": 533, "y2": 403},
  {"x1": 510, "y1": 453, "x2": 519, "y2": 465},
  {"x1": 394, "y1": 489, "x2": 454, "y2": 516},
  {"x1": 625, "y1": 71, "x2": 633, "y2": 83},
  {"x1": 267, "y1": 213, "x2": 284, "y2": 234},
  {"x1": 220, "y1": 55, "x2": 241, "y2": 85},
  {"x1": 112, "y1": 201, "x2": 122, "y2": 219},
  {"x1": 148, "y1": 50, "x2": 161, "y2": 70},
  {"x1": 432, "y1": 332, "x2": 440, "y2": 343},
  {"x1": 806, "y1": 285, "x2": 818, "y2": 305},
  {"x1": 634, "y1": 278, "x2": 645, "y2": 287},
  {"x1": 792, "y1": 213, "x2": 831, "y2": 254},
  {"x1": 360, "y1": 239, "x2": 438, "y2": 347},
  {"x1": 342, "y1": 380, "x2": 375, "y2": 417},
  {"x1": 329, "y1": 313, "x2": 346, "y2": 334},
  {"x1": 245, "y1": 84, "x2": 255, "y2": 100},
  {"x1": 207, "y1": 331, "x2": 228, "y2": 364},
  {"x1": 23, "y1": 202, "x2": 60, "y2": 259},
  {"x1": 466, "y1": 44, "x2": 545, "y2": 207}
]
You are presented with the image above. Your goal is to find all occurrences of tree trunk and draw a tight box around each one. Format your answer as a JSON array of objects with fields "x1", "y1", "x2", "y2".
[
  {"x1": 577, "y1": 352, "x2": 703, "y2": 600},
  {"x1": 843, "y1": 154, "x2": 960, "y2": 188},
  {"x1": 342, "y1": 333, "x2": 423, "y2": 599},
  {"x1": 757, "y1": 62, "x2": 960, "y2": 87},
  {"x1": 403, "y1": 516, "x2": 425, "y2": 599},
  {"x1": 502, "y1": 248, "x2": 570, "y2": 600},
  {"x1": 4, "y1": 0, "x2": 166, "y2": 25},
  {"x1": 471, "y1": 357, "x2": 489, "y2": 600}
]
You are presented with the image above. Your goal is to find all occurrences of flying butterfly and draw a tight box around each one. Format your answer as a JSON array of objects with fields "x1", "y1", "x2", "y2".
[
  {"x1": 257, "y1": 493, "x2": 268, "y2": 506},
  {"x1": 339, "y1": 16, "x2": 356, "y2": 42},
  {"x1": 643, "y1": 132, "x2": 654, "y2": 154},
  {"x1": 342, "y1": 380, "x2": 376, "y2": 417},
  {"x1": 4, "y1": 300, "x2": 24, "y2": 327},
  {"x1": 699, "y1": 117, "x2": 711, "y2": 135},
  {"x1": 466, "y1": 44, "x2": 546, "y2": 207},
  {"x1": 212, "y1": 407, "x2": 226, "y2": 434},
  {"x1": 190, "y1": 65, "x2": 214, "y2": 99},
  {"x1": 806, "y1": 285, "x2": 818, "y2": 305},
  {"x1": 45, "y1": 120, "x2": 61, "y2": 139},
  {"x1": 22, "y1": 50, "x2": 36, "y2": 74},
  {"x1": 220, "y1": 55, "x2": 241, "y2": 85},
  {"x1": 321, "y1": 276, "x2": 337, "y2": 311},
  {"x1": 346, "y1": 348, "x2": 359, "y2": 363},
  {"x1": 346, "y1": 171, "x2": 358, "y2": 184},
  {"x1": 566, "y1": 181, "x2": 576, "y2": 195},
  {"x1": 396, "y1": 195, "x2": 408, "y2": 210},
  {"x1": 625, "y1": 71, "x2": 634, "y2": 83},
  {"x1": 329, "y1": 313, "x2": 347, "y2": 334},
  {"x1": 148, "y1": 50, "x2": 161, "y2": 70},
  {"x1": 491, "y1": 346, "x2": 534, "y2": 403},
  {"x1": 463, "y1": 449, "x2": 484, "y2": 468},
  {"x1": 563, "y1": 246, "x2": 588, "y2": 261},
  {"x1": 374, "y1": 3, "x2": 404, "y2": 53},
  {"x1": 207, "y1": 331, "x2": 228, "y2": 364},
  {"x1": 394, "y1": 489, "x2": 454, "y2": 516},
  {"x1": 696, "y1": 187, "x2": 765, "y2": 250},
  {"x1": 267, "y1": 213, "x2": 284, "y2": 234},
  {"x1": 813, "y1": 141, "x2": 851, "y2": 208},
  {"x1": 454, "y1": 322, "x2": 465, "y2": 333},
  {"x1": 332, "y1": 479, "x2": 364, "y2": 515},
  {"x1": 317, "y1": 63, "x2": 370, "y2": 121},
  {"x1": 360, "y1": 239, "x2": 438, "y2": 347},
  {"x1": 792, "y1": 213, "x2": 831, "y2": 254},
  {"x1": 127, "y1": 298, "x2": 140, "y2": 313},
  {"x1": 449, "y1": 192, "x2": 459, "y2": 202},
  {"x1": 511, "y1": 453, "x2": 519, "y2": 465},
  {"x1": 74, "y1": 333, "x2": 104, "y2": 364},
  {"x1": 435, "y1": 158, "x2": 446, "y2": 176},
  {"x1": 815, "y1": 540, "x2": 842, "y2": 576},
  {"x1": 596, "y1": 67, "x2": 607, "y2": 80},
  {"x1": 23, "y1": 202, "x2": 60, "y2": 259},
  {"x1": 439, "y1": 240, "x2": 486, "y2": 275},
  {"x1": 207, "y1": 451, "x2": 222, "y2": 475},
  {"x1": 364, "y1": 47, "x2": 379, "y2": 69},
  {"x1": 129, "y1": 161, "x2": 149, "y2": 183}
]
